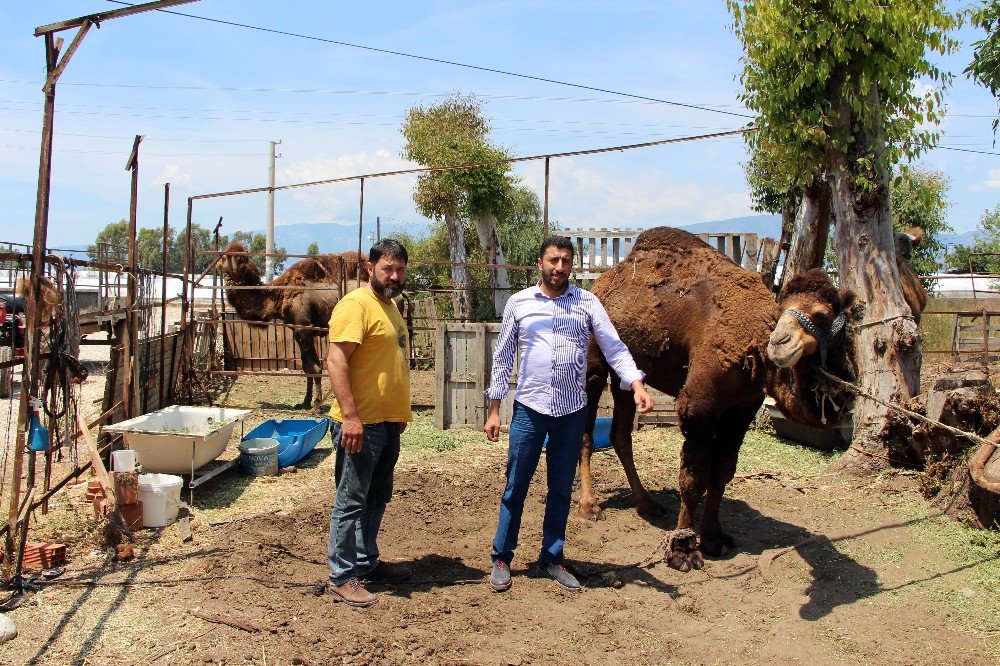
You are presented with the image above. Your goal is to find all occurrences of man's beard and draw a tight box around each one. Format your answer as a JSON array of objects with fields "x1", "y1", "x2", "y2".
[
  {"x1": 372, "y1": 274, "x2": 404, "y2": 299},
  {"x1": 541, "y1": 269, "x2": 567, "y2": 291}
]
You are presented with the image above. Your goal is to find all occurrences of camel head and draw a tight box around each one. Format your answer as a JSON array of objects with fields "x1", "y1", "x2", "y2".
[
  {"x1": 894, "y1": 226, "x2": 925, "y2": 262},
  {"x1": 767, "y1": 269, "x2": 855, "y2": 369},
  {"x1": 219, "y1": 242, "x2": 263, "y2": 287}
]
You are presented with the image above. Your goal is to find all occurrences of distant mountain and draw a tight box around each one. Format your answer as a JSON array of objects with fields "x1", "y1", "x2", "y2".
[
  {"x1": 244, "y1": 221, "x2": 413, "y2": 257},
  {"x1": 678, "y1": 214, "x2": 781, "y2": 238}
]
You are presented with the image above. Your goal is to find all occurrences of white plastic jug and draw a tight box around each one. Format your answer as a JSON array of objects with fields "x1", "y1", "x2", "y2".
[
  {"x1": 111, "y1": 449, "x2": 138, "y2": 473},
  {"x1": 138, "y1": 473, "x2": 183, "y2": 527}
]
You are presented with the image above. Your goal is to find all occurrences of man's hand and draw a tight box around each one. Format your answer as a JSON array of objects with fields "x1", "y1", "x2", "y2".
[
  {"x1": 340, "y1": 415, "x2": 364, "y2": 453},
  {"x1": 399, "y1": 422, "x2": 407, "y2": 434},
  {"x1": 632, "y1": 381, "x2": 654, "y2": 414},
  {"x1": 484, "y1": 413, "x2": 502, "y2": 442}
]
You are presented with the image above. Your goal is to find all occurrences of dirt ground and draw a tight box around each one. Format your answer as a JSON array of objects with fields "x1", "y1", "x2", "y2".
[{"x1": 1, "y1": 368, "x2": 998, "y2": 665}]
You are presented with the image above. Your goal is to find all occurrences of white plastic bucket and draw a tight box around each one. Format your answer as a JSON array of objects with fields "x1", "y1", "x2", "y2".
[
  {"x1": 112, "y1": 449, "x2": 138, "y2": 473},
  {"x1": 138, "y1": 473, "x2": 183, "y2": 527}
]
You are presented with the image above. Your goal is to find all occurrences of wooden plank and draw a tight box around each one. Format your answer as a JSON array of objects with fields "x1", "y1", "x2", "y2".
[
  {"x1": 743, "y1": 233, "x2": 759, "y2": 271},
  {"x1": 435, "y1": 323, "x2": 447, "y2": 429}
]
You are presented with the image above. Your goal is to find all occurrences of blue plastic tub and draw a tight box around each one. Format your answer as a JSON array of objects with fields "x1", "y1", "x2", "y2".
[
  {"x1": 242, "y1": 418, "x2": 330, "y2": 468},
  {"x1": 543, "y1": 416, "x2": 612, "y2": 450}
]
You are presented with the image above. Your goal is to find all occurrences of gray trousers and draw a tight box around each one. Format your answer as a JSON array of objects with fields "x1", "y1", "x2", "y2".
[{"x1": 327, "y1": 420, "x2": 401, "y2": 586}]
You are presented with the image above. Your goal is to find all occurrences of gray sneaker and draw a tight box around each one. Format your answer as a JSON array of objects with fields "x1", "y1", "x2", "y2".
[
  {"x1": 489, "y1": 560, "x2": 512, "y2": 592},
  {"x1": 539, "y1": 562, "x2": 581, "y2": 591}
]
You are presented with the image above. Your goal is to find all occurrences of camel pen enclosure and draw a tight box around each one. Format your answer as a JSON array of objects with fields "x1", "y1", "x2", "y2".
[{"x1": 4, "y1": 102, "x2": 1000, "y2": 664}]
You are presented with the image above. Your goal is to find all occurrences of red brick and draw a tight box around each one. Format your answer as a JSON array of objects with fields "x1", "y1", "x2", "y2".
[{"x1": 119, "y1": 502, "x2": 143, "y2": 531}]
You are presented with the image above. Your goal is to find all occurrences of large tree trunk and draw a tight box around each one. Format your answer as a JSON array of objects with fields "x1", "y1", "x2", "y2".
[
  {"x1": 444, "y1": 212, "x2": 473, "y2": 321},
  {"x1": 828, "y1": 84, "x2": 921, "y2": 474},
  {"x1": 473, "y1": 211, "x2": 511, "y2": 317},
  {"x1": 781, "y1": 178, "x2": 832, "y2": 285}
]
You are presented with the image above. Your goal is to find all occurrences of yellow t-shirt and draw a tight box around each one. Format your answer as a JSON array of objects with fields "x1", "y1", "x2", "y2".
[{"x1": 328, "y1": 288, "x2": 412, "y2": 424}]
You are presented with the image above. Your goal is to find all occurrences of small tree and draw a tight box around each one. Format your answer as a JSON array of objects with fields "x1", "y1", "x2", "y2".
[
  {"x1": 402, "y1": 94, "x2": 516, "y2": 320},
  {"x1": 306, "y1": 241, "x2": 319, "y2": 256}
]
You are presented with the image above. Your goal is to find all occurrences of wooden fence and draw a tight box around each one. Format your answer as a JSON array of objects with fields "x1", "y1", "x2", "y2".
[
  {"x1": 563, "y1": 227, "x2": 781, "y2": 281},
  {"x1": 434, "y1": 322, "x2": 676, "y2": 429},
  {"x1": 101, "y1": 329, "x2": 186, "y2": 429},
  {"x1": 951, "y1": 311, "x2": 1000, "y2": 363},
  {"x1": 221, "y1": 316, "x2": 325, "y2": 373}
]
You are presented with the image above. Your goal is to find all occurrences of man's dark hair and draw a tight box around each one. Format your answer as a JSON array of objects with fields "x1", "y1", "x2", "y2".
[
  {"x1": 538, "y1": 236, "x2": 574, "y2": 260},
  {"x1": 369, "y1": 238, "x2": 408, "y2": 264}
]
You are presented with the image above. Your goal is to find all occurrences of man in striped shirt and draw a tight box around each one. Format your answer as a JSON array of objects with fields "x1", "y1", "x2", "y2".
[{"x1": 484, "y1": 236, "x2": 653, "y2": 592}]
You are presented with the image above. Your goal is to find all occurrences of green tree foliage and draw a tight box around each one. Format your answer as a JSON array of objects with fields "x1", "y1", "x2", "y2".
[
  {"x1": 966, "y1": 0, "x2": 1000, "y2": 134},
  {"x1": 400, "y1": 187, "x2": 552, "y2": 320},
  {"x1": 89, "y1": 221, "x2": 285, "y2": 276},
  {"x1": 401, "y1": 94, "x2": 514, "y2": 221},
  {"x1": 947, "y1": 205, "x2": 1000, "y2": 273},
  {"x1": 306, "y1": 241, "x2": 319, "y2": 256},
  {"x1": 729, "y1": 1, "x2": 957, "y2": 191},
  {"x1": 890, "y1": 167, "x2": 952, "y2": 275},
  {"x1": 88, "y1": 220, "x2": 130, "y2": 265}
]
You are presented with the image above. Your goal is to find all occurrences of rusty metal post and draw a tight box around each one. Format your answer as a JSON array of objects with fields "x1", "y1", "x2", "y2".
[
  {"x1": 357, "y1": 177, "x2": 365, "y2": 289},
  {"x1": 210, "y1": 217, "x2": 222, "y2": 369},
  {"x1": 543, "y1": 157, "x2": 550, "y2": 239},
  {"x1": 159, "y1": 183, "x2": 169, "y2": 408},
  {"x1": 983, "y1": 308, "x2": 989, "y2": 369},
  {"x1": 181, "y1": 198, "x2": 192, "y2": 330}
]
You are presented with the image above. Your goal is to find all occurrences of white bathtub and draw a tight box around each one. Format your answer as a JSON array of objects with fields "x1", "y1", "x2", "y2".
[{"x1": 103, "y1": 406, "x2": 251, "y2": 474}]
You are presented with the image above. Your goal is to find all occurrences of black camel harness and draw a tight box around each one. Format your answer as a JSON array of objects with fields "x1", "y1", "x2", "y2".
[{"x1": 784, "y1": 308, "x2": 847, "y2": 368}]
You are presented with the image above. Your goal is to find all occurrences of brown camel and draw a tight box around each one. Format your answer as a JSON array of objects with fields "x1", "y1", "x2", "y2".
[
  {"x1": 894, "y1": 226, "x2": 928, "y2": 323},
  {"x1": 220, "y1": 242, "x2": 369, "y2": 410},
  {"x1": 579, "y1": 227, "x2": 856, "y2": 572}
]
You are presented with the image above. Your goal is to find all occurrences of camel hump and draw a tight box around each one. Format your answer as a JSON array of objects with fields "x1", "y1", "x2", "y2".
[{"x1": 630, "y1": 227, "x2": 710, "y2": 255}]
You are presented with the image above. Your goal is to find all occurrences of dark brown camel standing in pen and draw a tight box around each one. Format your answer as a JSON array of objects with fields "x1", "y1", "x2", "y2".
[
  {"x1": 220, "y1": 242, "x2": 369, "y2": 411},
  {"x1": 579, "y1": 227, "x2": 856, "y2": 572}
]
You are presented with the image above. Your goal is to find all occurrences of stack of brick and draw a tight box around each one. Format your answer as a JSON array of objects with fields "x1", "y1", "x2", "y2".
[
  {"x1": 22, "y1": 542, "x2": 66, "y2": 569},
  {"x1": 88, "y1": 473, "x2": 143, "y2": 531}
]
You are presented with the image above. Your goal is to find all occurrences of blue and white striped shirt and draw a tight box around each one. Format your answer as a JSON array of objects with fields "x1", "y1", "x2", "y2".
[{"x1": 486, "y1": 283, "x2": 645, "y2": 417}]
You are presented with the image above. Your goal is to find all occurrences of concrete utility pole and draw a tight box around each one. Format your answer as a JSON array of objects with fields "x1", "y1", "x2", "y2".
[{"x1": 266, "y1": 140, "x2": 281, "y2": 281}]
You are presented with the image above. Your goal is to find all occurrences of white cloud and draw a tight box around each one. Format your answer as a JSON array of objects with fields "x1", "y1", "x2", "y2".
[
  {"x1": 521, "y1": 158, "x2": 752, "y2": 230},
  {"x1": 275, "y1": 149, "x2": 415, "y2": 223},
  {"x1": 984, "y1": 168, "x2": 1000, "y2": 190},
  {"x1": 152, "y1": 163, "x2": 193, "y2": 189}
]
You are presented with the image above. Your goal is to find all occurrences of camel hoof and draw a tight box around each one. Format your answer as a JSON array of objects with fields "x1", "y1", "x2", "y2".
[
  {"x1": 665, "y1": 528, "x2": 701, "y2": 573},
  {"x1": 577, "y1": 502, "x2": 605, "y2": 521},
  {"x1": 636, "y1": 499, "x2": 666, "y2": 519},
  {"x1": 701, "y1": 533, "x2": 737, "y2": 557}
]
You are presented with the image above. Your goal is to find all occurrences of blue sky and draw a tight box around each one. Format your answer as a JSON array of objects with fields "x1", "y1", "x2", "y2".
[{"x1": 0, "y1": 1, "x2": 997, "y2": 250}]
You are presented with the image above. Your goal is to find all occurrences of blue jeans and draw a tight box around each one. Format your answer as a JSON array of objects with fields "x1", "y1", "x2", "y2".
[
  {"x1": 327, "y1": 420, "x2": 401, "y2": 586},
  {"x1": 491, "y1": 401, "x2": 586, "y2": 566}
]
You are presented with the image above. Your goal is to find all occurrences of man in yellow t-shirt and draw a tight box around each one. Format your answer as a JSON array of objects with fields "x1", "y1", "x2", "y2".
[{"x1": 325, "y1": 239, "x2": 412, "y2": 608}]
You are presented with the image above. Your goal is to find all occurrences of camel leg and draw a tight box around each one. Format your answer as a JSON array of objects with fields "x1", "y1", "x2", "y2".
[
  {"x1": 294, "y1": 331, "x2": 318, "y2": 410},
  {"x1": 609, "y1": 381, "x2": 663, "y2": 518},
  {"x1": 577, "y1": 369, "x2": 607, "y2": 521},
  {"x1": 669, "y1": 387, "x2": 717, "y2": 572},
  {"x1": 699, "y1": 401, "x2": 759, "y2": 556}
]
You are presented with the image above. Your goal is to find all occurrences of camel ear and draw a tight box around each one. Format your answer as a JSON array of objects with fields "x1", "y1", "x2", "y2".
[
  {"x1": 905, "y1": 227, "x2": 925, "y2": 245},
  {"x1": 839, "y1": 289, "x2": 857, "y2": 313}
]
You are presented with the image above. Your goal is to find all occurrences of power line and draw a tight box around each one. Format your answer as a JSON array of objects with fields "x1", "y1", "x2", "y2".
[
  {"x1": 0, "y1": 79, "x2": 741, "y2": 109},
  {"x1": 0, "y1": 143, "x2": 261, "y2": 157},
  {"x1": 104, "y1": 0, "x2": 754, "y2": 120}
]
